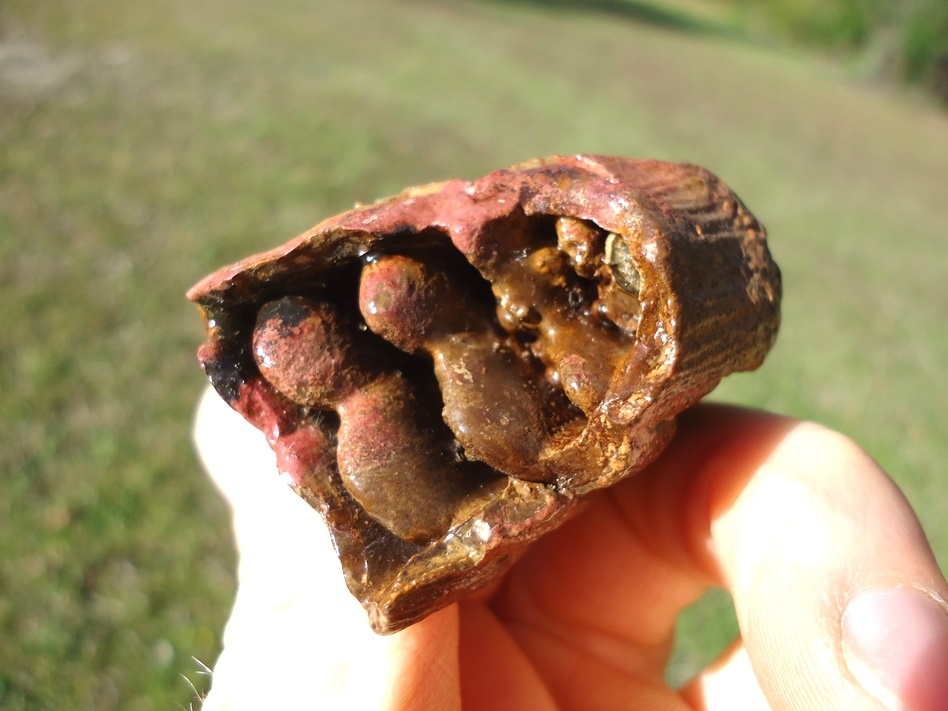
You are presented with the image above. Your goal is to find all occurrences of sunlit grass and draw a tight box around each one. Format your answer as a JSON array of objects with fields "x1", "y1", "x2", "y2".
[{"x1": 2, "y1": 0, "x2": 946, "y2": 706}]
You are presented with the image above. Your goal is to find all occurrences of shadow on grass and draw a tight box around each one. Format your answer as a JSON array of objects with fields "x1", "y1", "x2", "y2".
[{"x1": 485, "y1": 0, "x2": 740, "y2": 39}]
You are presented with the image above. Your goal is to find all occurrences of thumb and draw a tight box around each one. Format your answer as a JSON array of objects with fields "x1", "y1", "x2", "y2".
[{"x1": 687, "y1": 411, "x2": 948, "y2": 710}]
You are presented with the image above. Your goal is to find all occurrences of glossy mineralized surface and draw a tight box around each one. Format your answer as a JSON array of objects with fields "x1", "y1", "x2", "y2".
[{"x1": 188, "y1": 155, "x2": 781, "y2": 633}]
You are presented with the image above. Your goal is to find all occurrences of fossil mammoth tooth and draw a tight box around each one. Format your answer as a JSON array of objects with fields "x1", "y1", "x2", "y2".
[{"x1": 188, "y1": 155, "x2": 781, "y2": 633}]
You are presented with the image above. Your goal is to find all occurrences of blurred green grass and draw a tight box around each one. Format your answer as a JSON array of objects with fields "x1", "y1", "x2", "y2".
[{"x1": 1, "y1": 0, "x2": 946, "y2": 707}]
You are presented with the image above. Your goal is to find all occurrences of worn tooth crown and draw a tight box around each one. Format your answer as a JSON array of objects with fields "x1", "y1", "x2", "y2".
[{"x1": 189, "y1": 155, "x2": 781, "y2": 633}]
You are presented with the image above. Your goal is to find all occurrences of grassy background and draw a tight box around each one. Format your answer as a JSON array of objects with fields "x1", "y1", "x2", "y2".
[
  {"x1": 730, "y1": 0, "x2": 948, "y2": 98},
  {"x1": 2, "y1": 0, "x2": 946, "y2": 707}
]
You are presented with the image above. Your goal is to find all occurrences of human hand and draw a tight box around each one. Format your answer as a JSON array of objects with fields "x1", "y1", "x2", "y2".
[{"x1": 193, "y1": 386, "x2": 948, "y2": 710}]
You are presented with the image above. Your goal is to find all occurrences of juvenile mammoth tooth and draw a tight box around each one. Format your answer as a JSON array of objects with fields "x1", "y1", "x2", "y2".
[{"x1": 188, "y1": 155, "x2": 782, "y2": 634}]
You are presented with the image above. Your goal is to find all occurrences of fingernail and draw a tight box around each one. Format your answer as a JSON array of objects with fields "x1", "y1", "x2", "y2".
[{"x1": 843, "y1": 586, "x2": 948, "y2": 711}]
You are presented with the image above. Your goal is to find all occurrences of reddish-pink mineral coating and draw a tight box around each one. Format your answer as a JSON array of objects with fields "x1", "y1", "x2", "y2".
[{"x1": 189, "y1": 155, "x2": 781, "y2": 633}]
